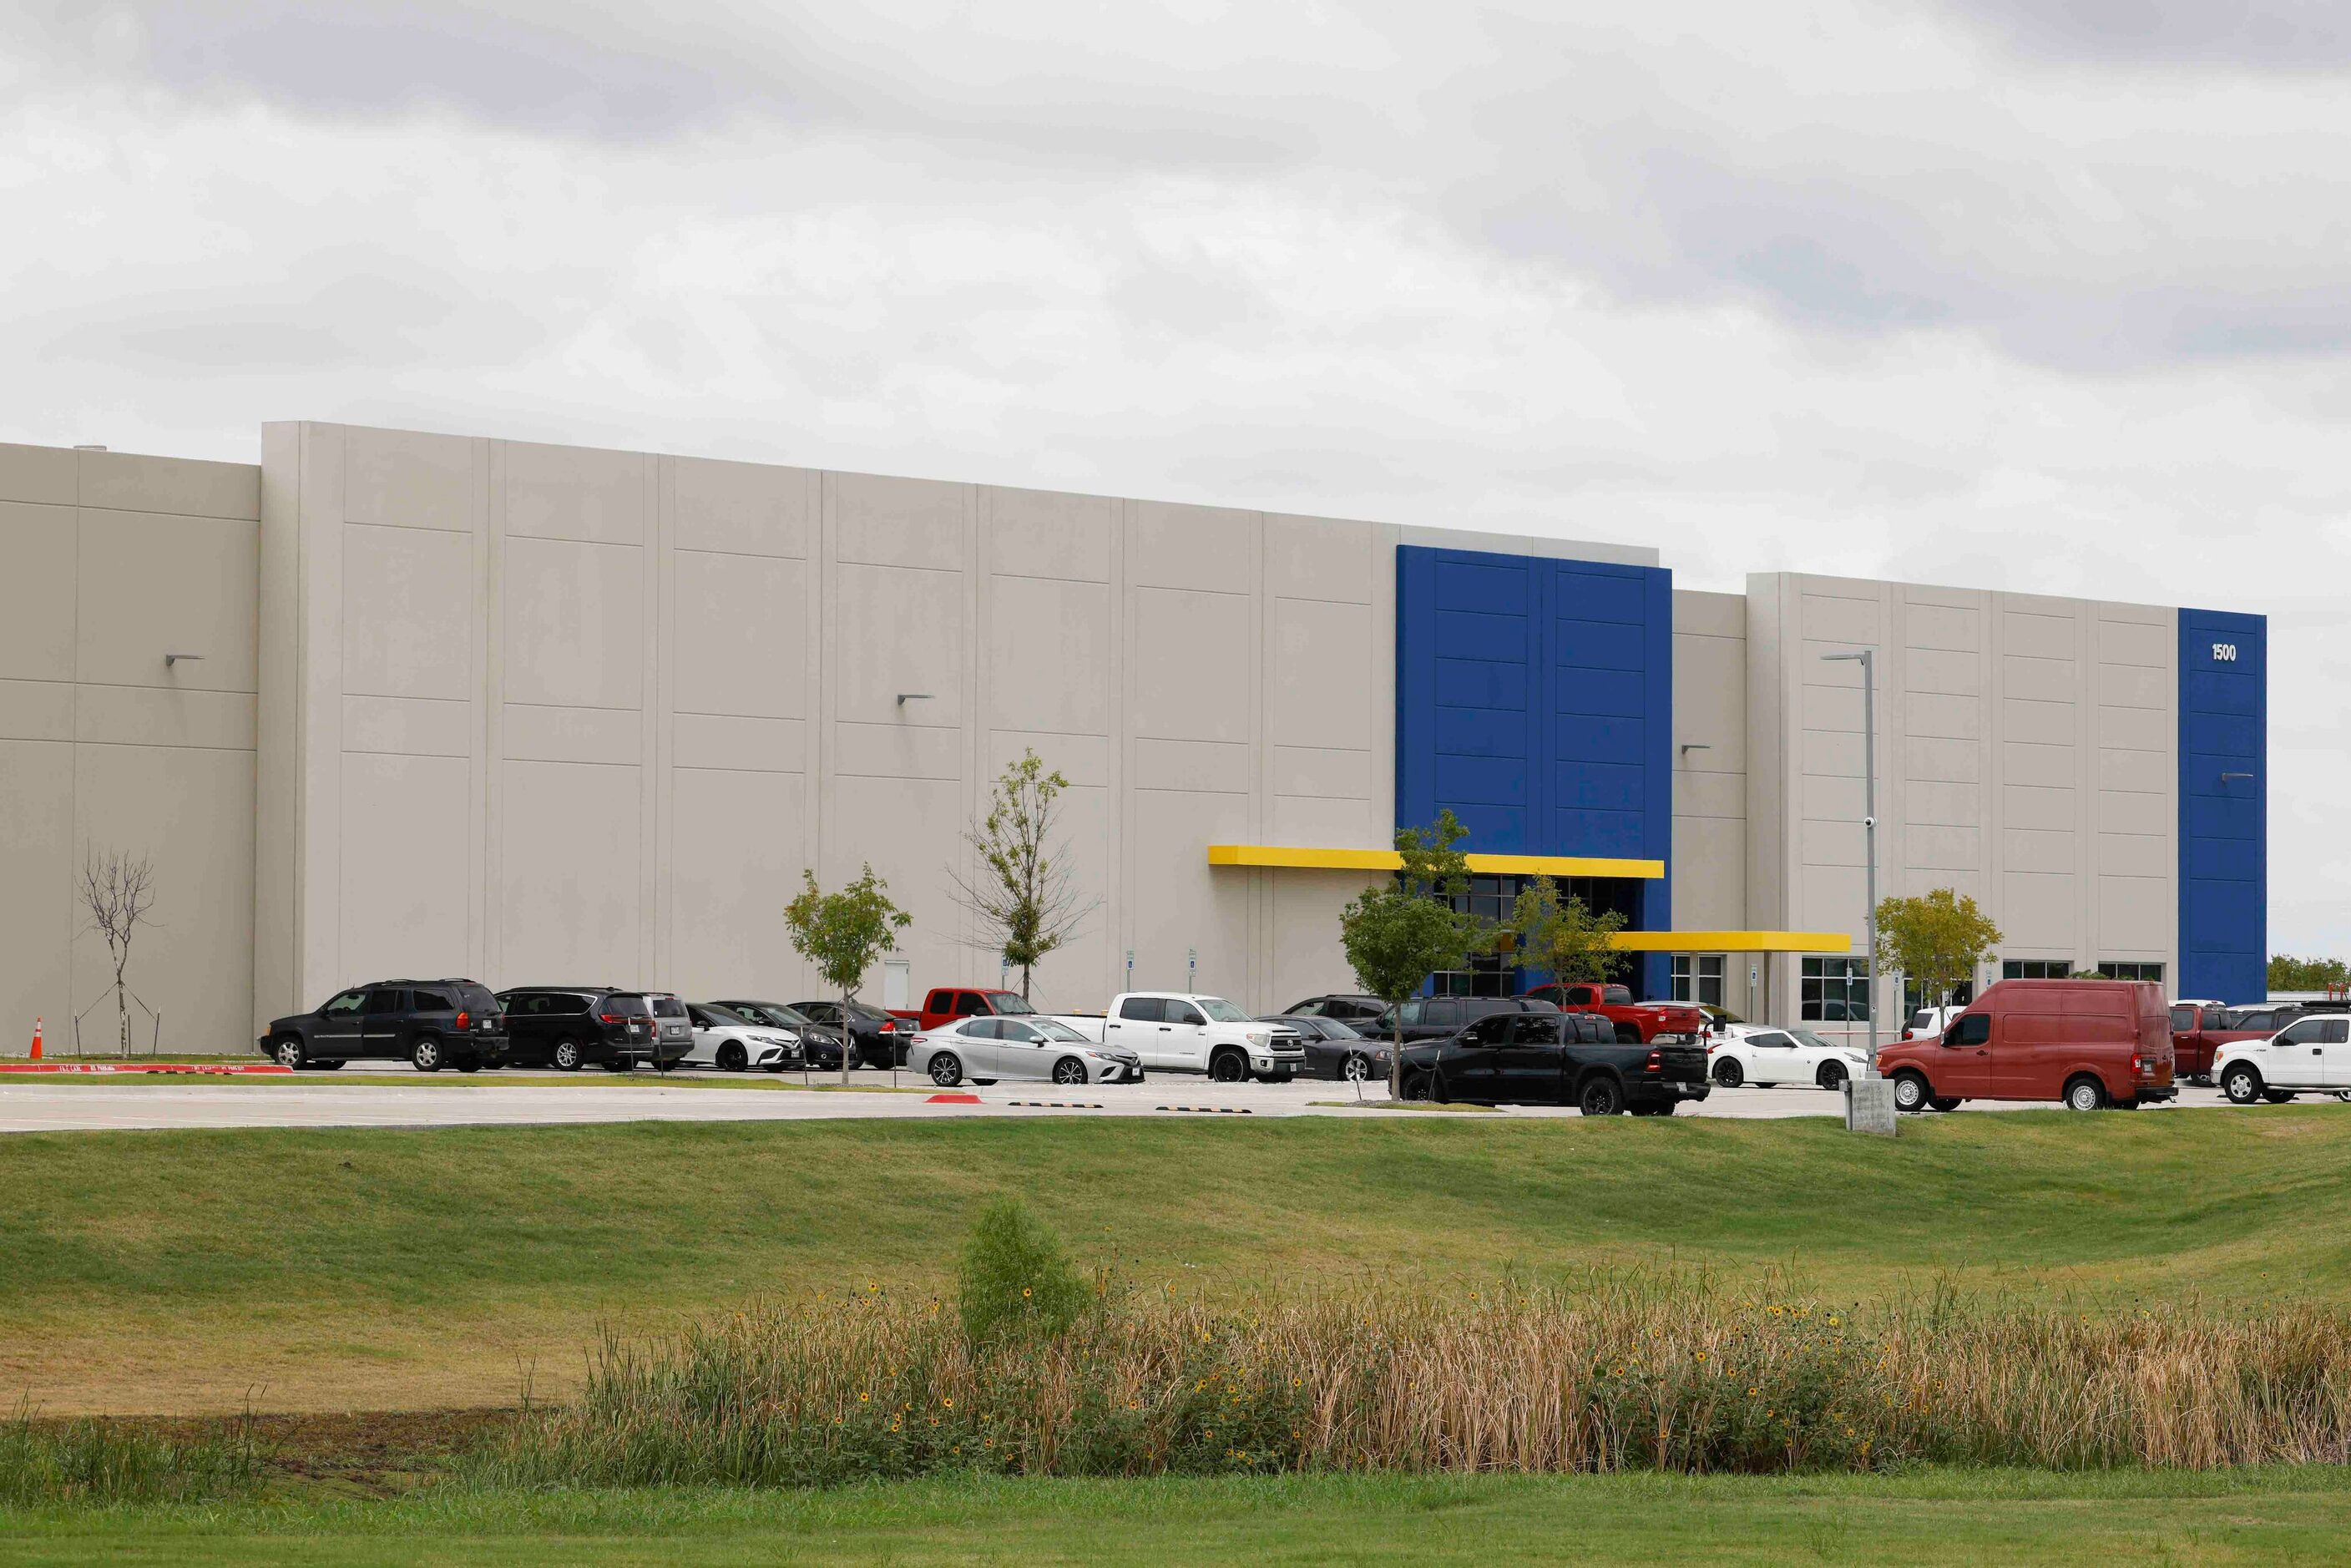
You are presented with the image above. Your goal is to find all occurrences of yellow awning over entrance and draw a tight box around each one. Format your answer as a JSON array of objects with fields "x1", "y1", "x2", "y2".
[
  {"x1": 1605, "y1": 930, "x2": 1852, "y2": 953},
  {"x1": 1206, "y1": 843, "x2": 1665, "y2": 879}
]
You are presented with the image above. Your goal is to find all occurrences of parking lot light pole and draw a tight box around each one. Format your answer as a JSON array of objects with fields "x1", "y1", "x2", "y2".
[{"x1": 1820, "y1": 650, "x2": 1880, "y2": 1080}]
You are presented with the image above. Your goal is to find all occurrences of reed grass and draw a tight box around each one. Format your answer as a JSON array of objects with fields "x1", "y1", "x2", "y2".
[
  {"x1": 0, "y1": 1411, "x2": 264, "y2": 1505},
  {"x1": 471, "y1": 1272, "x2": 2351, "y2": 1486}
]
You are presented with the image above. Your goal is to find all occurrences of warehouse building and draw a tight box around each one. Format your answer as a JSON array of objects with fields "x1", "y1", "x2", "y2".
[{"x1": 0, "y1": 425, "x2": 2266, "y2": 1050}]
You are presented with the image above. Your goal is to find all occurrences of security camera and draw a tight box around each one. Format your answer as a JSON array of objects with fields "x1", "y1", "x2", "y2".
[{"x1": 1863, "y1": 815, "x2": 1877, "y2": 828}]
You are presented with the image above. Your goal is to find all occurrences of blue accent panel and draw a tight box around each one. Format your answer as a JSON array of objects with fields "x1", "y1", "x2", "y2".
[
  {"x1": 2178, "y1": 609, "x2": 2266, "y2": 1004},
  {"x1": 1397, "y1": 545, "x2": 1676, "y2": 996}
]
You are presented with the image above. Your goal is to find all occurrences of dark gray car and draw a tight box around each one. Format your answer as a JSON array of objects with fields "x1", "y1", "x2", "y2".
[{"x1": 1259, "y1": 1014, "x2": 1391, "y2": 1083}]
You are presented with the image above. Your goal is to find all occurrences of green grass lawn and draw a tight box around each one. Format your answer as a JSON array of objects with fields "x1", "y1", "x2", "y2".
[
  {"x1": 9, "y1": 1105, "x2": 2351, "y2": 1412},
  {"x1": 6, "y1": 1469, "x2": 2349, "y2": 1565}
]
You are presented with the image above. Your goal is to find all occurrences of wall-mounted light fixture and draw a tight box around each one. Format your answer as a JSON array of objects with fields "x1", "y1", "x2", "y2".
[
  {"x1": 895, "y1": 692, "x2": 933, "y2": 707},
  {"x1": 164, "y1": 652, "x2": 205, "y2": 668}
]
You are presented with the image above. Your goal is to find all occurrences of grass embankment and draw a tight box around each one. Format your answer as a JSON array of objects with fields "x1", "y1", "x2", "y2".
[
  {"x1": 8, "y1": 1108, "x2": 2351, "y2": 1414},
  {"x1": 3, "y1": 1469, "x2": 2349, "y2": 1565}
]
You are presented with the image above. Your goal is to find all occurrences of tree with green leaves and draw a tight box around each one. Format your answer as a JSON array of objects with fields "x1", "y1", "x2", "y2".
[
  {"x1": 1493, "y1": 876, "x2": 1626, "y2": 989},
  {"x1": 1338, "y1": 809, "x2": 1485, "y2": 1099},
  {"x1": 784, "y1": 864, "x2": 913, "y2": 1085},
  {"x1": 2269, "y1": 954, "x2": 2351, "y2": 993},
  {"x1": 948, "y1": 748, "x2": 1097, "y2": 1001},
  {"x1": 1873, "y1": 888, "x2": 2002, "y2": 1008}
]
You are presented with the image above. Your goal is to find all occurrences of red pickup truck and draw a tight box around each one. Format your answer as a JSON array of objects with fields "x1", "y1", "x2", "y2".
[
  {"x1": 2168, "y1": 1000, "x2": 2280, "y2": 1085},
  {"x1": 892, "y1": 987, "x2": 1041, "y2": 1034},
  {"x1": 1520, "y1": 982, "x2": 1706, "y2": 1044}
]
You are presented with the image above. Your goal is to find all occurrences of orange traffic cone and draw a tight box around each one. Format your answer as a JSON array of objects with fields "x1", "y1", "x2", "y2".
[{"x1": 29, "y1": 1017, "x2": 42, "y2": 1060}]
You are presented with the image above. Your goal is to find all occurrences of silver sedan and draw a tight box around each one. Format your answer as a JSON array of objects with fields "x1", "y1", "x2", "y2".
[{"x1": 909, "y1": 1016, "x2": 1145, "y2": 1088}]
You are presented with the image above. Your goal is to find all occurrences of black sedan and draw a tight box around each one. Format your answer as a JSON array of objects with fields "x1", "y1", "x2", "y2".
[
  {"x1": 1259, "y1": 1014, "x2": 1393, "y2": 1083},
  {"x1": 791, "y1": 998, "x2": 913, "y2": 1068}
]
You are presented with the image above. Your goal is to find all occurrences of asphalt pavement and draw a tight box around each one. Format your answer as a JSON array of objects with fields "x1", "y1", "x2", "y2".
[{"x1": 0, "y1": 1060, "x2": 2273, "y2": 1135}]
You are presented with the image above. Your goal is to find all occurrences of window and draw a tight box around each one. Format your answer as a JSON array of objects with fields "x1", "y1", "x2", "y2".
[
  {"x1": 1198, "y1": 999, "x2": 1250, "y2": 1023},
  {"x1": 1952, "y1": 1014, "x2": 1990, "y2": 1046},
  {"x1": 993, "y1": 994, "x2": 1037, "y2": 1015},
  {"x1": 2170, "y1": 1006, "x2": 2198, "y2": 1033},
  {"x1": 1800, "y1": 958, "x2": 1870, "y2": 1022},
  {"x1": 363, "y1": 988, "x2": 405, "y2": 1012},
  {"x1": 2097, "y1": 961, "x2": 2166, "y2": 984},
  {"x1": 411, "y1": 989, "x2": 454, "y2": 1012},
  {"x1": 2002, "y1": 959, "x2": 2070, "y2": 980},
  {"x1": 1671, "y1": 955, "x2": 1726, "y2": 1009},
  {"x1": 1902, "y1": 979, "x2": 1974, "y2": 1011},
  {"x1": 650, "y1": 995, "x2": 687, "y2": 1018},
  {"x1": 799, "y1": 1002, "x2": 837, "y2": 1023},
  {"x1": 1117, "y1": 997, "x2": 1164, "y2": 1023},
  {"x1": 954, "y1": 992, "x2": 985, "y2": 1016},
  {"x1": 1467, "y1": 1014, "x2": 1514, "y2": 1045},
  {"x1": 1397, "y1": 1000, "x2": 1426, "y2": 1027},
  {"x1": 1749, "y1": 1031, "x2": 1792, "y2": 1050},
  {"x1": 1167, "y1": 1002, "x2": 1206, "y2": 1026},
  {"x1": 2278, "y1": 1018, "x2": 2322, "y2": 1045},
  {"x1": 322, "y1": 989, "x2": 368, "y2": 1017},
  {"x1": 963, "y1": 1019, "x2": 1001, "y2": 1039},
  {"x1": 999, "y1": 1022, "x2": 1041, "y2": 1043},
  {"x1": 1510, "y1": 1014, "x2": 1560, "y2": 1044}
]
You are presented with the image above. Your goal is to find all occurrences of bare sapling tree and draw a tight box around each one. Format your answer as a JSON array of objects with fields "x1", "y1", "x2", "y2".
[
  {"x1": 79, "y1": 847, "x2": 158, "y2": 1057},
  {"x1": 948, "y1": 749, "x2": 1099, "y2": 1000}
]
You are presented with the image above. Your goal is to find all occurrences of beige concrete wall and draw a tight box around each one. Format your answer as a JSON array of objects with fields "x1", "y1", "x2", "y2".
[
  {"x1": 1671, "y1": 589, "x2": 1752, "y2": 1013},
  {"x1": 1745, "y1": 572, "x2": 2177, "y2": 1029},
  {"x1": 255, "y1": 422, "x2": 1426, "y2": 1022},
  {"x1": 0, "y1": 442, "x2": 260, "y2": 1054}
]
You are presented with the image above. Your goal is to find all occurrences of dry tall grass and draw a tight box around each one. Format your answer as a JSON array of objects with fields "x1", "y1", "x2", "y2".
[{"x1": 473, "y1": 1273, "x2": 2351, "y2": 1486}]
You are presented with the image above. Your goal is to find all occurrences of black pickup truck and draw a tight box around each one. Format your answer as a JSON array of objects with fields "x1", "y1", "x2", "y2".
[{"x1": 1397, "y1": 1009, "x2": 1711, "y2": 1115}]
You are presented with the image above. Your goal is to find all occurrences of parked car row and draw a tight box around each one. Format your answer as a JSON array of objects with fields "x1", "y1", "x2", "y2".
[{"x1": 255, "y1": 979, "x2": 920, "y2": 1075}]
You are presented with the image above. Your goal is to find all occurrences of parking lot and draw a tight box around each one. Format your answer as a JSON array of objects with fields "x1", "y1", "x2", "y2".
[{"x1": 0, "y1": 1061, "x2": 2268, "y2": 1136}]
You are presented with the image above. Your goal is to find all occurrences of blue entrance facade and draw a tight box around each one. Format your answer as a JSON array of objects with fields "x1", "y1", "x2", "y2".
[
  {"x1": 1393, "y1": 545, "x2": 1674, "y2": 996},
  {"x1": 2178, "y1": 609, "x2": 2267, "y2": 1004}
]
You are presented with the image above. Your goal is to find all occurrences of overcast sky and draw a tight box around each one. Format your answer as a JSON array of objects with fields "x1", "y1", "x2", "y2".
[{"x1": 3, "y1": 1, "x2": 2343, "y2": 954}]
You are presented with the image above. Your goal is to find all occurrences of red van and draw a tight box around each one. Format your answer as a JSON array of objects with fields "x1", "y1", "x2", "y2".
[{"x1": 1875, "y1": 979, "x2": 2177, "y2": 1113}]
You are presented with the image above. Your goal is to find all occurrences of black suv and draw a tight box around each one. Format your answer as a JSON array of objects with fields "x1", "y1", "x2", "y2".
[
  {"x1": 1282, "y1": 994, "x2": 1388, "y2": 1023},
  {"x1": 257, "y1": 979, "x2": 506, "y2": 1072},
  {"x1": 498, "y1": 987, "x2": 687, "y2": 1071},
  {"x1": 791, "y1": 998, "x2": 910, "y2": 1068},
  {"x1": 1369, "y1": 994, "x2": 1559, "y2": 1043}
]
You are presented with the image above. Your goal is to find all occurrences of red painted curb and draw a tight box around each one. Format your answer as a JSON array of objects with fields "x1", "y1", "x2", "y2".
[
  {"x1": 0, "y1": 1063, "x2": 296, "y2": 1076},
  {"x1": 925, "y1": 1092, "x2": 983, "y2": 1104}
]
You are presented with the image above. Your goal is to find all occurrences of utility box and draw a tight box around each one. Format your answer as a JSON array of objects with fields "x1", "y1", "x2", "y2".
[{"x1": 1843, "y1": 1077, "x2": 1898, "y2": 1136}]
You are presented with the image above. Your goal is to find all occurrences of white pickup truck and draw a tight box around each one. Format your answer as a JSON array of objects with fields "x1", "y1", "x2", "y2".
[{"x1": 1049, "y1": 992, "x2": 1305, "y2": 1083}]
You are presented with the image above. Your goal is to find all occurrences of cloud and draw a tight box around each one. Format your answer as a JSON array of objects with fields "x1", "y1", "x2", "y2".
[
  {"x1": 1942, "y1": 0, "x2": 2351, "y2": 68},
  {"x1": 0, "y1": 3, "x2": 2346, "y2": 950}
]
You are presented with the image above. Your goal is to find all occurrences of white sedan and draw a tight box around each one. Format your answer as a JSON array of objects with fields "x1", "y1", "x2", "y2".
[
  {"x1": 909, "y1": 1016, "x2": 1145, "y2": 1088},
  {"x1": 1707, "y1": 1024, "x2": 1869, "y2": 1090},
  {"x1": 683, "y1": 1003, "x2": 801, "y2": 1073}
]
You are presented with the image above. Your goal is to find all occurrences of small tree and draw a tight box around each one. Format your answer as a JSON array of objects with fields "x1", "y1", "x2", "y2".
[
  {"x1": 784, "y1": 864, "x2": 913, "y2": 1085},
  {"x1": 1874, "y1": 888, "x2": 2002, "y2": 1009},
  {"x1": 1494, "y1": 876, "x2": 1626, "y2": 989},
  {"x1": 78, "y1": 847, "x2": 158, "y2": 1057},
  {"x1": 948, "y1": 749, "x2": 1098, "y2": 1001},
  {"x1": 1338, "y1": 810, "x2": 1484, "y2": 1099},
  {"x1": 956, "y1": 1195, "x2": 1093, "y2": 1351}
]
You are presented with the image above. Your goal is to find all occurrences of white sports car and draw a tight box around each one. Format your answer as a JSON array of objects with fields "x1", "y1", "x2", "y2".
[
  {"x1": 1706, "y1": 1024, "x2": 1869, "y2": 1090},
  {"x1": 909, "y1": 1016, "x2": 1145, "y2": 1088},
  {"x1": 683, "y1": 1003, "x2": 801, "y2": 1073}
]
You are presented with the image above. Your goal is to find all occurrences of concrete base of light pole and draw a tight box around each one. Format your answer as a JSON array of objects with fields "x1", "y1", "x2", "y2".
[{"x1": 1843, "y1": 1077, "x2": 1898, "y2": 1136}]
